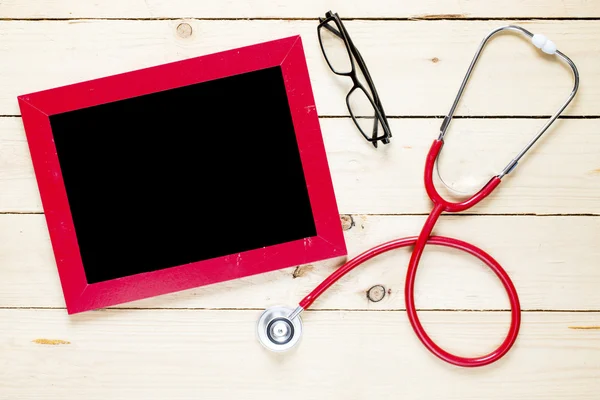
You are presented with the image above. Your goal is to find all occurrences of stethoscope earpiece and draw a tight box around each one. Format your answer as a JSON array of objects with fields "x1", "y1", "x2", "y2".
[{"x1": 257, "y1": 306, "x2": 303, "y2": 352}]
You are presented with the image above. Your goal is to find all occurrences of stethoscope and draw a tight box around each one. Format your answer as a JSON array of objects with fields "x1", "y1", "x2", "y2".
[{"x1": 257, "y1": 25, "x2": 580, "y2": 367}]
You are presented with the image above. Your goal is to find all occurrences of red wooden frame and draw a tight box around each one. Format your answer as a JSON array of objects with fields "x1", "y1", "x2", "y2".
[{"x1": 18, "y1": 35, "x2": 347, "y2": 314}]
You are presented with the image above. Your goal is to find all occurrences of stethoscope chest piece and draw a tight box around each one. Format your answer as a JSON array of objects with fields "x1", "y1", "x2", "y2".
[{"x1": 257, "y1": 306, "x2": 302, "y2": 352}]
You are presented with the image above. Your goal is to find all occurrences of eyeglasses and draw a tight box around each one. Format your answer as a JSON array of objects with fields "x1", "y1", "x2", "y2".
[{"x1": 318, "y1": 11, "x2": 392, "y2": 148}]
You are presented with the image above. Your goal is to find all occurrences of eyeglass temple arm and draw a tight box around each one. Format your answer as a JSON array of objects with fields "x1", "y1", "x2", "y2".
[
  {"x1": 351, "y1": 46, "x2": 386, "y2": 113},
  {"x1": 344, "y1": 33, "x2": 391, "y2": 141}
]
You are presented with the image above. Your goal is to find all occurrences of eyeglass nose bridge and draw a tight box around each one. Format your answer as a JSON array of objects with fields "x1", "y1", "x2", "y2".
[{"x1": 438, "y1": 25, "x2": 580, "y2": 178}]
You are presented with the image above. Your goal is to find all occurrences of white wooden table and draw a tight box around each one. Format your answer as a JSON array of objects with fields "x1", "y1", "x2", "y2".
[{"x1": 1, "y1": 1, "x2": 599, "y2": 398}]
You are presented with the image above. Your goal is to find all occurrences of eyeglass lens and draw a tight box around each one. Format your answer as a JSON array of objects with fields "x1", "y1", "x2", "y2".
[
  {"x1": 347, "y1": 86, "x2": 384, "y2": 140},
  {"x1": 318, "y1": 20, "x2": 353, "y2": 75}
]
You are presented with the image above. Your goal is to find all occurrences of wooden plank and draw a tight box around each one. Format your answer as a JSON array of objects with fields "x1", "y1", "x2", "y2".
[
  {"x1": 2, "y1": 214, "x2": 599, "y2": 310},
  {"x1": 323, "y1": 118, "x2": 600, "y2": 214},
  {"x1": 0, "y1": 20, "x2": 595, "y2": 117},
  {"x1": 0, "y1": 118, "x2": 41, "y2": 212},
  {"x1": 1, "y1": 309, "x2": 599, "y2": 399},
  {"x1": 0, "y1": 0, "x2": 597, "y2": 19},
  {"x1": 3, "y1": 117, "x2": 599, "y2": 214}
]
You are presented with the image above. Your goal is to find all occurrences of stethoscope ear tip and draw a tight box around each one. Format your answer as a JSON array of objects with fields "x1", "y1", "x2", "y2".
[{"x1": 257, "y1": 306, "x2": 303, "y2": 352}]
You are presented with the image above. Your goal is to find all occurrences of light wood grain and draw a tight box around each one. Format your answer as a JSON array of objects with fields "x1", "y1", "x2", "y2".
[
  {"x1": 1, "y1": 309, "x2": 599, "y2": 399},
  {"x1": 3, "y1": 117, "x2": 599, "y2": 214},
  {"x1": 0, "y1": 1, "x2": 599, "y2": 398},
  {"x1": 0, "y1": 0, "x2": 597, "y2": 19},
  {"x1": 2, "y1": 214, "x2": 598, "y2": 310},
  {"x1": 0, "y1": 20, "x2": 594, "y2": 117}
]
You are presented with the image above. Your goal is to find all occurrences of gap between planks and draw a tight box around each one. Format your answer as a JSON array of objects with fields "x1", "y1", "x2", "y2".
[
  {"x1": 1, "y1": 17, "x2": 600, "y2": 22},
  {"x1": 2, "y1": 307, "x2": 600, "y2": 312},
  {"x1": 4, "y1": 115, "x2": 600, "y2": 119},
  {"x1": 1, "y1": 212, "x2": 599, "y2": 216}
]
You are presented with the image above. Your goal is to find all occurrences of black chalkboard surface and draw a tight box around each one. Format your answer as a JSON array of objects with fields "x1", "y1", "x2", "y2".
[{"x1": 50, "y1": 66, "x2": 316, "y2": 283}]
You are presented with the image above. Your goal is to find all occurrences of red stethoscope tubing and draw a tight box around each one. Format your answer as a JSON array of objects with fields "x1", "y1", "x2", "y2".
[{"x1": 298, "y1": 139, "x2": 521, "y2": 367}]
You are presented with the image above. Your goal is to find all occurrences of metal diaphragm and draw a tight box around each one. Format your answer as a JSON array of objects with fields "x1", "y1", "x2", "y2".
[{"x1": 257, "y1": 306, "x2": 302, "y2": 352}]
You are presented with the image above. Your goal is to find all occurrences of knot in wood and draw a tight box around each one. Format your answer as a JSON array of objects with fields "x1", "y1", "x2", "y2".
[
  {"x1": 367, "y1": 285, "x2": 386, "y2": 302},
  {"x1": 176, "y1": 23, "x2": 193, "y2": 38}
]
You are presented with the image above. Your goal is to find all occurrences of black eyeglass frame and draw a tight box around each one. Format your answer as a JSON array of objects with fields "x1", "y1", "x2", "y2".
[{"x1": 317, "y1": 11, "x2": 392, "y2": 147}]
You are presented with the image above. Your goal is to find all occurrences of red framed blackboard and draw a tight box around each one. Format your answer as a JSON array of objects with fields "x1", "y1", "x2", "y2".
[{"x1": 19, "y1": 35, "x2": 346, "y2": 314}]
